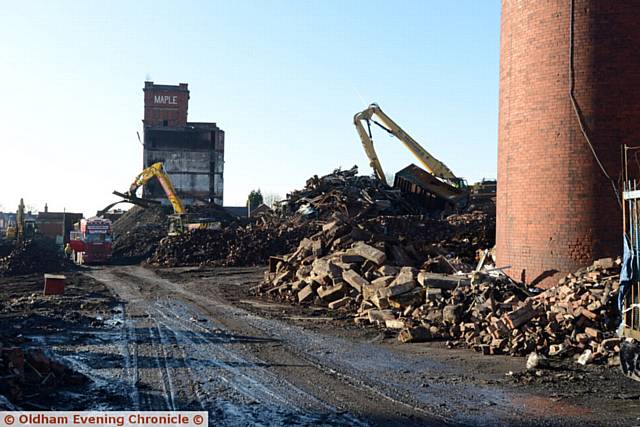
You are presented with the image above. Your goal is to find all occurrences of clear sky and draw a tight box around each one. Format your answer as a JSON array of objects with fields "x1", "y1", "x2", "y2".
[{"x1": 0, "y1": 0, "x2": 500, "y2": 215}]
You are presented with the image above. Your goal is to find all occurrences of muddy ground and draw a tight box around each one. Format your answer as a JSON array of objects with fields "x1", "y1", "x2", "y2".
[
  {"x1": 0, "y1": 271, "x2": 127, "y2": 409},
  {"x1": 1, "y1": 266, "x2": 640, "y2": 426}
]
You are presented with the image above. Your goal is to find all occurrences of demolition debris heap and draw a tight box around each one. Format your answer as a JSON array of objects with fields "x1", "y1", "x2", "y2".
[
  {"x1": 0, "y1": 347, "x2": 87, "y2": 403},
  {"x1": 111, "y1": 206, "x2": 169, "y2": 264},
  {"x1": 147, "y1": 166, "x2": 494, "y2": 269},
  {"x1": 0, "y1": 239, "x2": 72, "y2": 277},
  {"x1": 258, "y1": 226, "x2": 620, "y2": 364},
  {"x1": 221, "y1": 168, "x2": 621, "y2": 365}
]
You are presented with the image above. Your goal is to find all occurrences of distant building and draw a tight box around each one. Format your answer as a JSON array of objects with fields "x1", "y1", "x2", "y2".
[
  {"x1": 223, "y1": 206, "x2": 248, "y2": 218},
  {"x1": 249, "y1": 203, "x2": 271, "y2": 218},
  {"x1": 37, "y1": 210, "x2": 83, "y2": 245},
  {"x1": 142, "y1": 81, "x2": 225, "y2": 206},
  {"x1": 0, "y1": 212, "x2": 15, "y2": 232}
]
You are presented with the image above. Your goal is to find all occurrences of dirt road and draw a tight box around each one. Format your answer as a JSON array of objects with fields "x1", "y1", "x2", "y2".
[{"x1": 28, "y1": 265, "x2": 633, "y2": 426}]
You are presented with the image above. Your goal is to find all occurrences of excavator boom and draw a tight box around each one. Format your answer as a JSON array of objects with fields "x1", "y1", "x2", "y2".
[
  {"x1": 353, "y1": 113, "x2": 386, "y2": 182},
  {"x1": 353, "y1": 103, "x2": 463, "y2": 188},
  {"x1": 127, "y1": 162, "x2": 186, "y2": 215},
  {"x1": 111, "y1": 163, "x2": 220, "y2": 236}
]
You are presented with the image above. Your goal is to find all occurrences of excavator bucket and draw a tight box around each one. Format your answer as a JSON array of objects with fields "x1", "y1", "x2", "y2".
[
  {"x1": 353, "y1": 103, "x2": 469, "y2": 212},
  {"x1": 112, "y1": 191, "x2": 161, "y2": 209}
]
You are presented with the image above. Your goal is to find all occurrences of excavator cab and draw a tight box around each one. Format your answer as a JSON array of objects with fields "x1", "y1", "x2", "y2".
[
  {"x1": 451, "y1": 177, "x2": 468, "y2": 190},
  {"x1": 5, "y1": 226, "x2": 16, "y2": 240},
  {"x1": 24, "y1": 219, "x2": 37, "y2": 240},
  {"x1": 168, "y1": 215, "x2": 185, "y2": 236}
]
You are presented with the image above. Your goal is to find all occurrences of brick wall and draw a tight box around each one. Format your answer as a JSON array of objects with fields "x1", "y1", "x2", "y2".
[
  {"x1": 497, "y1": 0, "x2": 640, "y2": 287},
  {"x1": 143, "y1": 82, "x2": 189, "y2": 128}
]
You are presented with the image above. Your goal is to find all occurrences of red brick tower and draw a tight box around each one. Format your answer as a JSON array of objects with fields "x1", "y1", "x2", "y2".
[
  {"x1": 497, "y1": 1, "x2": 640, "y2": 286},
  {"x1": 143, "y1": 81, "x2": 189, "y2": 128}
]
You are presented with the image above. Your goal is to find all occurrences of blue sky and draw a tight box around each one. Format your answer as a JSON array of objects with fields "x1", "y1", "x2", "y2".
[{"x1": 0, "y1": 0, "x2": 500, "y2": 215}]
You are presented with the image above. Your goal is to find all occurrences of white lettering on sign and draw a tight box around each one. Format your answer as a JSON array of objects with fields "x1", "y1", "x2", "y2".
[{"x1": 153, "y1": 95, "x2": 178, "y2": 105}]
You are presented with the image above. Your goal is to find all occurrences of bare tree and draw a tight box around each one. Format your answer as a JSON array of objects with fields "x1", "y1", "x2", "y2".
[
  {"x1": 24, "y1": 204, "x2": 39, "y2": 214},
  {"x1": 263, "y1": 192, "x2": 283, "y2": 208}
]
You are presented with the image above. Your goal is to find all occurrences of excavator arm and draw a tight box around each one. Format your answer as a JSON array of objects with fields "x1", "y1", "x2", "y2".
[
  {"x1": 111, "y1": 162, "x2": 221, "y2": 236},
  {"x1": 353, "y1": 112, "x2": 386, "y2": 182},
  {"x1": 125, "y1": 162, "x2": 186, "y2": 215},
  {"x1": 353, "y1": 103, "x2": 463, "y2": 188}
]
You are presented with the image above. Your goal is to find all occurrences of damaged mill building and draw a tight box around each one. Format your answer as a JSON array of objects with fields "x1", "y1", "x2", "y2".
[{"x1": 142, "y1": 81, "x2": 225, "y2": 206}]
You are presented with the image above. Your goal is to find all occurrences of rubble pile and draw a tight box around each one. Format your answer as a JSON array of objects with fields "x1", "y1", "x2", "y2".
[
  {"x1": 277, "y1": 166, "x2": 418, "y2": 220},
  {"x1": 402, "y1": 257, "x2": 620, "y2": 363},
  {"x1": 111, "y1": 206, "x2": 169, "y2": 264},
  {"x1": 521, "y1": 258, "x2": 621, "y2": 363},
  {"x1": 0, "y1": 239, "x2": 71, "y2": 276},
  {"x1": 149, "y1": 166, "x2": 494, "y2": 268},
  {"x1": 0, "y1": 347, "x2": 87, "y2": 403},
  {"x1": 149, "y1": 220, "x2": 321, "y2": 267},
  {"x1": 258, "y1": 215, "x2": 620, "y2": 365},
  {"x1": 0, "y1": 241, "x2": 12, "y2": 258},
  {"x1": 112, "y1": 204, "x2": 242, "y2": 265}
]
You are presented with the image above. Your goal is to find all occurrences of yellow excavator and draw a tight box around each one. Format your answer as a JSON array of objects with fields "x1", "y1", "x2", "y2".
[
  {"x1": 354, "y1": 103, "x2": 469, "y2": 210},
  {"x1": 5, "y1": 199, "x2": 37, "y2": 243},
  {"x1": 112, "y1": 162, "x2": 219, "y2": 236}
]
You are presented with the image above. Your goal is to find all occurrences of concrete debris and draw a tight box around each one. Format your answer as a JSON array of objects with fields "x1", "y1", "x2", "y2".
[
  {"x1": 148, "y1": 166, "x2": 495, "y2": 269},
  {"x1": 526, "y1": 352, "x2": 549, "y2": 370},
  {"x1": 577, "y1": 349, "x2": 594, "y2": 366},
  {"x1": 259, "y1": 225, "x2": 622, "y2": 365},
  {"x1": 111, "y1": 206, "x2": 168, "y2": 264},
  {"x1": 111, "y1": 205, "x2": 237, "y2": 265},
  {"x1": 148, "y1": 218, "x2": 319, "y2": 267},
  {"x1": 0, "y1": 239, "x2": 72, "y2": 277},
  {"x1": 0, "y1": 347, "x2": 87, "y2": 403}
]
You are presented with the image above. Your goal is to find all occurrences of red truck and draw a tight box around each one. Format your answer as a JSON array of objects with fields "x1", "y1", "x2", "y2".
[{"x1": 69, "y1": 217, "x2": 113, "y2": 264}]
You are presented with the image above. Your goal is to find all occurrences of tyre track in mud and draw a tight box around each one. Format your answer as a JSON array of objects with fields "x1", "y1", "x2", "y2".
[
  {"x1": 87, "y1": 265, "x2": 600, "y2": 426},
  {"x1": 86, "y1": 267, "x2": 377, "y2": 426},
  {"x1": 86, "y1": 265, "x2": 603, "y2": 426},
  {"x1": 99, "y1": 276, "x2": 179, "y2": 411},
  {"x1": 152, "y1": 301, "x2": 367, "y2": 426},
  {"x1": 100, "y1": 266, "x2": 449, "y2": 424}
]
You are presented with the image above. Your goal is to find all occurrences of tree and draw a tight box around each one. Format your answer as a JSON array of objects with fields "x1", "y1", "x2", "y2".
[
  {"x1": 263, "y1": 192, "x2": 282, "y2": 208},
  {"x1": 247, "y1": 189, "x2": 264, "y2": 211},
  {"x1": 24, "y1": 204, "x2": 39, "y2": 214}
]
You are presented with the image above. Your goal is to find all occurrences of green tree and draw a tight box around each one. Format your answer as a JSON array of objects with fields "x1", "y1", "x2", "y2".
[{"x1": 247, "y1": 189, "x2": 264, "y2": 211}]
